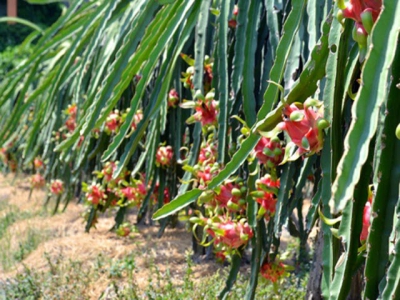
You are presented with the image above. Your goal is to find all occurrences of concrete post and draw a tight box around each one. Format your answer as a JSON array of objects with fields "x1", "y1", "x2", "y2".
[{"x1": 7, "y1": 0, "x2": 17, "y2": 24}]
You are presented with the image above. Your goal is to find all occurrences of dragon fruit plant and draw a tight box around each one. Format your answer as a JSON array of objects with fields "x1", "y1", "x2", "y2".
[{"x1": 1, "y1": 0, "x2": 398, "y2": 298}]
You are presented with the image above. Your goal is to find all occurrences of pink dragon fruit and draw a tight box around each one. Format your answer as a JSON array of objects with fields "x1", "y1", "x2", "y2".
[
  {"x1": 155, "y1": 145, "x2": 174, "y2": 167},
  {"x1": 207, "y1": 218, "x2": 253, "y2": 249},
  {"x1": 50, "y1": 179, "x2": 64, "y2": 196},
  {"x1": 254, "y1": 137, "x2": 283, "y2": 167}
]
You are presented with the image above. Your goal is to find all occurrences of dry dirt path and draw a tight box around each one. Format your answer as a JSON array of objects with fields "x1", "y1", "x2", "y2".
[{"x1": 0, "y1": 174, "x2": 223, "y2": 298}]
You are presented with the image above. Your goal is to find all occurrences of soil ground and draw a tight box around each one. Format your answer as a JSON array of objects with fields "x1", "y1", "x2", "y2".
[
  {"x1": 0, "y1": 174, "x2": 310, "y2": 299},
  {"x1": 0, "y1": 174, "x2": 226, "y2": 298}
]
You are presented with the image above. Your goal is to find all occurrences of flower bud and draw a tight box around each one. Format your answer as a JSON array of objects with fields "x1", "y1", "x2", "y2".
[
  {"x1": 241, "y1": 127, "x2": 249, "y2": 135},
  {"x1": 231, "y1": 188, "x2": 242, "y2": 197}
]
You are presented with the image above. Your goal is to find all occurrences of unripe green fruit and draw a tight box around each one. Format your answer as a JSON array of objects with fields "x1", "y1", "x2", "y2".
[
  {"x1": 317, "y1": 118, "x2": 330, "y2": 130},
  {"x1": 396, "y1": 123, "x2": 400, "y2": 140},
  {"x1": 241, "y1": 127, "x2": 249, "y2": 135}
]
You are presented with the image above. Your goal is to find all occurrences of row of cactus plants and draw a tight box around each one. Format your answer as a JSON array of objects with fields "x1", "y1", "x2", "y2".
[{"x1": 0, "y1": 0, "x2": 399, "y2": 298}]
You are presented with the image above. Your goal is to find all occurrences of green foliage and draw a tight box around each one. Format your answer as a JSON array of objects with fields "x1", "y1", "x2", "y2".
[
  {"x1": 0, "y1": 1, "x2": 61, "y2": 51},
  {"x1": 0, "y1": 44, "x2": 33, "y2": 81},
  {"x1": 0, "y1": 200, "x2": 50, "y2": 271},
  {"x1": 0, "y1": 250, "x2": 308, "y2": 300}
]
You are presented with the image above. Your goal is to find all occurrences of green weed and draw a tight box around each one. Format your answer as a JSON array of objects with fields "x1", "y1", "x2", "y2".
[
  {"x1": 0, "y1": 250, "x2": 308, "y2": 299},
  {"x1": 0, "y1": 227, "x2": 51, "y2": 271}
]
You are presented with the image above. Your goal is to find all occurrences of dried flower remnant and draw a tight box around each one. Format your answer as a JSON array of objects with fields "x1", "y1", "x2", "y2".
[
  {"x1": 132, "y1": 110, "x2": 143, "y2": 130},
  {"x1": 120, "y1": 108, "x2": 143, "y2": 131}
]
